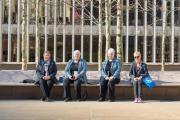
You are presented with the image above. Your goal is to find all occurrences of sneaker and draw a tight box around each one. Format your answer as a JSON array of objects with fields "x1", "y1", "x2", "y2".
[
  {"x1": 134, "y1": 98, "x2": 138, "y2": 103},
  {"x1": 109, "y1": 99, "x2": 115, "y2": 102},
  {"x1": 40, "y1": 97, "x2": 46, "y2": 101},
  {"x1": 137, "y1": 98, "x2": 142, "y2": 103},
  {"x1": 98, "y1": 97, "x2": 105, "y2": 102},
  {"x1": 64, "y1": 98, "x2": 72, "y2": 102}
]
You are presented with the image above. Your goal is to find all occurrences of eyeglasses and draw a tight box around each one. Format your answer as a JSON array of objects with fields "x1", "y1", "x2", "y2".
[{"x1": 134, "y1": 56, "x2": 140, "y2": 59}]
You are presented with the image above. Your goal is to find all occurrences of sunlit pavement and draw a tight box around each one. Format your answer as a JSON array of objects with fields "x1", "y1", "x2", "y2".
[{"x1": 0, "y1": 100, "x2": 180, "y2": 120}]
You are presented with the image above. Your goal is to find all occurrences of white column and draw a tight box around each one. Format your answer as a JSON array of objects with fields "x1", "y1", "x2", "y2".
[
  {"x1": 125, "y1": 0, "x2": 129, "y2": 63},
  {"x1": 72, "y1": 0, "x2": 75, "y2": 56},
  {"x1": 0, "y1": 0, "x2": 2, "y2": 62},
  {"x1": 17, "y1": 0, "x2": 21, "y2": 62},
  {"x1": 135, "y1": 0, "x2": 138, "y2": 51},
  {"x1": 144, "y1": 0, "x2": 147, "y2": 63},
  {"x1": 63, "y1": 0, "x2": 66, "y2": 62},
  {"x1": 170, "y1": 0, "x2": 175, "y2": 63},
  {"x1": 152, "y1": 0, "x2": 156, "y2": 63},
  {"x1": 81, "y1": 0, "x2": 84, "y2": 58},
  {"x1": 90, "y1": 0, "x2": 93, "y2": 63},
  {"x1": 8, "y1": 0, "x2": 12, "y2": 62},
  {"x1": 27, "y1": 0, "x2": 30, "y2": 62},
  {"x1": 45, "y1": 0, "x2": 48, "y2": 51},
  {"x1": 54, "y1": 0, "x2": 57, "y2": 62}
]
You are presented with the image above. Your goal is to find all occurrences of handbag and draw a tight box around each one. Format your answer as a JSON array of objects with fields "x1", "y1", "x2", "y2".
[{"x1": 142, "y1": 75, "x2": 156, "y2": 89}]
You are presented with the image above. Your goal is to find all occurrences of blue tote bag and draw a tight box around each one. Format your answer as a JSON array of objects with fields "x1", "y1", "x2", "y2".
[{"x1": 142, "y1": 75, "x2": 156, "y2": 89}]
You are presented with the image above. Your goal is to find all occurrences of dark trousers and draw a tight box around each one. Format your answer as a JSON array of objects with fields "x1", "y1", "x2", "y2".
[
  {"x1": 133, "y1": 80, "x2": 142, "y2": 98},
  {"x1": 39, "y1": 79, "x2": 54, "y2": 98},
  {"x1": 63, "y1": 78, "x2": 82, "y2": 99},
  {"x1": 99, "y1": 77, "x2": 120, "y2": 99}
]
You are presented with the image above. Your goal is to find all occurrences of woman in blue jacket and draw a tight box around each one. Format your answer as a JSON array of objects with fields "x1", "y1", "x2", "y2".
[
  {"x1": 129, "y1": 51, "x2": 149, "y2": 103},
  {"x1": 98, "y1": 48, "x2": 121, "y2": 102},
  {"x1": 63, "y1": 50, "x2": 87, "y2": 102}
]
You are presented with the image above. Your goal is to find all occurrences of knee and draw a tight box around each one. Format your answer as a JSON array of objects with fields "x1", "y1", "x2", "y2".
[
  {"x1": 74, "y1": 80, "x2": 81, "y2": 87},
  {"x1": 63, "y1": 78, "x2": 70, "y2": 86}
]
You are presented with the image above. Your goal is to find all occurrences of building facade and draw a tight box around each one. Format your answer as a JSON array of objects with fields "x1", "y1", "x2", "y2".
[{"x1": 0, "y1": 0, "x2": 180, "y2": 64}]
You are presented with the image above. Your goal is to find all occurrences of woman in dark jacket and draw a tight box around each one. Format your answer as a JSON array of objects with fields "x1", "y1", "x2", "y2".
[
  {"x1": 129, "y1": 51, "x2": 148, "y2": 103},
  {"x1": 98, "y1": 48, "x2": 121, "y2": 102},
  {"x1": 63, "y1": 50, "x2": 87, "y2": 102},
  {"x1": 36, "y1": 51, "x2": 57, "y2": 102}
]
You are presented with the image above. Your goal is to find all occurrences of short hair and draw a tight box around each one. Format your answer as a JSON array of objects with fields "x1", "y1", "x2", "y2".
[
  {"x1": 43, "y1": 50, "x2": 51, "y2": 55},
  {"x1": 133, "y1": 51, "x2": 141, "y2": 57},
  {"x1": 73, "y1": 50, "x2": 81, "y2": 55},
  {"x1": 107, "y1": 48, "x2": 115, "y2": 54}
]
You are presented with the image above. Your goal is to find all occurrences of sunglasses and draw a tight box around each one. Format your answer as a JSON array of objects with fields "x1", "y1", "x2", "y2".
[{"x1": 134, "y1": 56, "x2": 140, "y2": 59}]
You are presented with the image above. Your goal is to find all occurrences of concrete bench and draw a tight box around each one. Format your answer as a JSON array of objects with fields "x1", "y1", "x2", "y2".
[{"x1": 1, "y1": 70, "x2": 180, "y2": 100}]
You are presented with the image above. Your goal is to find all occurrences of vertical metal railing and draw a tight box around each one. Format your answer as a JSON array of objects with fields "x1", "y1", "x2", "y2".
[
  {"x1": 152, "y1": 0, "x2": 156, "y2": 63},
  {"x1": 144, "y1": 0, "x2": 147, "y2": 63},
  {"x1": 63, "y1": 0, "x2": 66, "y2": 62},
  {"x1": 45, "y1": 0, "x2": 48, "y2": 51},
  {"x1": 8, "y1": 0, "x2": 12, "y2": 62},
  {"x1": 125, "y1": 0, "x2": 129, "y2": 63},
  {"x1": 81, "y1": 0, "x2": 84, "y2": 58},
  {"x1": 72, "y1": 0, "x2": 75, "y2": 56},
  {"x1": 0, "y1": 0, "x2": 2, "y2": 62},
  {"x1": 17, "y1": 0, "x2": 21, "y2": 62},
  {"x1": 135, "y1": 0, "x2": 138, "y2": 51},
  {"x1": 27, "y1": 0, "x2": 30, "y2": 62},
  {"x1": 54, "y1": 0, "x2": 57, "y2": 62},
  {"x1": 90, "y1": 0, "x2": 93, "y2": 63},
  {"x1": 171, "y1": 0, "x2": 175, "y2": 63}
]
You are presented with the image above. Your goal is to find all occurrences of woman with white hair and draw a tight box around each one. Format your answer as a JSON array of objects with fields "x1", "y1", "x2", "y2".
[
  {"x1": 129, "y1": 51, "x2": 149, "y2": 103},
  {"x1": 63, "y1": 50, "x2": 87, "y2": 102},
  {"x1": 98, "y1": 48, "x2": 121, "y2": 102}
]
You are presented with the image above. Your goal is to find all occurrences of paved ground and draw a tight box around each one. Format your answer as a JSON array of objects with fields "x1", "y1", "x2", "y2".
[{"x1": 0, "y1": 100, "x2": 180, "y2": 120}]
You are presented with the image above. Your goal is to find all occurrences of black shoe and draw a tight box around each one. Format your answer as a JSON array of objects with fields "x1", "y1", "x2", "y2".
[
  {"x1": 76, "y1": 98, "x2": 83, "y2": 102},
  {"x1": 98, "y1": 97, "x2": 105, "y2": 102},
  {"x1": 109, "y1": 99, "x2": 115, "y2": 102},
  {"x1": 44, "y1": 97, "x2": 51, "y2": 102},
  {"x1": 64, "y1": 98, "x2": 72, "y2": 102},
  {"x1": 41, "y1": 97, "x2": 46, "y2": 101}
]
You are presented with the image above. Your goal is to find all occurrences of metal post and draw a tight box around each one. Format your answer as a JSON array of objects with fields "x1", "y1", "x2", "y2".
[
  {"x1": 90, "y1": 0, "x2": 93, "y2": 63},
  {"x1": 54, "y1": 0, "x2": 57, "y2": 62},
  {"x1": 152, "y1": 0, "x2": 156, "y2": 63},
  {"x1": 8, "y1": 0, "x2": 12, "y2": 62},
  {"x1": 72, "y1": 0, "x2": 75, "y2": 56},
  {"x1": 144, "y1": 0, "x2": 147, "y2": 63},
  {"x1": 63, "y1": 0, "x2": 66, "y2": 62},
  {"x1": 27, "y1": 0, "x2": 30, "y2": 62},
  {"x1": 17, "y1": 0, "x2": 21, "y2": 62},
  {"x1": 125, "y1": 0, "x2": 129, "y2": 63},
  {"x1": 45, "y1": 0, "x2": 48, "y2": 51},
  {"x1": 81, "y1": 0, "x2": 84, "y2": 58},
  {"x1": 171, "y1": 0, "x2": 175, "y2": 63},
  {"x1": 135, "y1": 0, "x2": 138, "y2": 51},
  {"x1": 0, "y1": 0, "x2": 2, "y2": 62}
]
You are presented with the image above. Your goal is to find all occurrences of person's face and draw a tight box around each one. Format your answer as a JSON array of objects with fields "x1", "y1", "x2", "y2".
[
  {"x1": 108, "y1": 51, "x2": 115, "y2": 60},
  {"x1": 74, "y1": 52, "x2": 80, "y2": 61},
  {"x1": 44, "y1": 53, "x2": 51, "y2": 61},
  {"x1": 134, "y1": 54, "x2": 141, "y2": 63}
]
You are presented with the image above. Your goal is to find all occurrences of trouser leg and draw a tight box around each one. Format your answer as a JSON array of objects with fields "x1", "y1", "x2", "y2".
[
  {"x1": 74, "y1": 79, "x2": 82, "y2": 99},
  {"x1": 63, "y1": 78, "x2": 71, "y2": 99},
  {"x1": 108, "y1": 78, "x2": 120, "y2": 99},
  {"x1": 99, "y1": 77, "x2": 108, "y2": 99},
  {"x1": 39, "y1": 79, "x2": 49, "y2": 98}
]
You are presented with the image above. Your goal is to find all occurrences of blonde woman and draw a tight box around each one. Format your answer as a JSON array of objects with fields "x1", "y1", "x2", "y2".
[{"x1": 129, "y1": 51, "x2": 149, "y2": 103}]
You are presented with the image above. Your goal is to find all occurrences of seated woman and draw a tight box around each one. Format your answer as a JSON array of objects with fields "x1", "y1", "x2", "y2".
[
  {"x1": 98, "y1": 48, "x2": 121, "y2": 102},
  {"x1": 129, "y1": 51, "x2": 149, "y2": 103},
  {"x1": 63, "y1": 50, "x2": 87, "y2": 102},
  {"x1": 36, "y1": 51, "x2": 57, "y2": 102}
]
